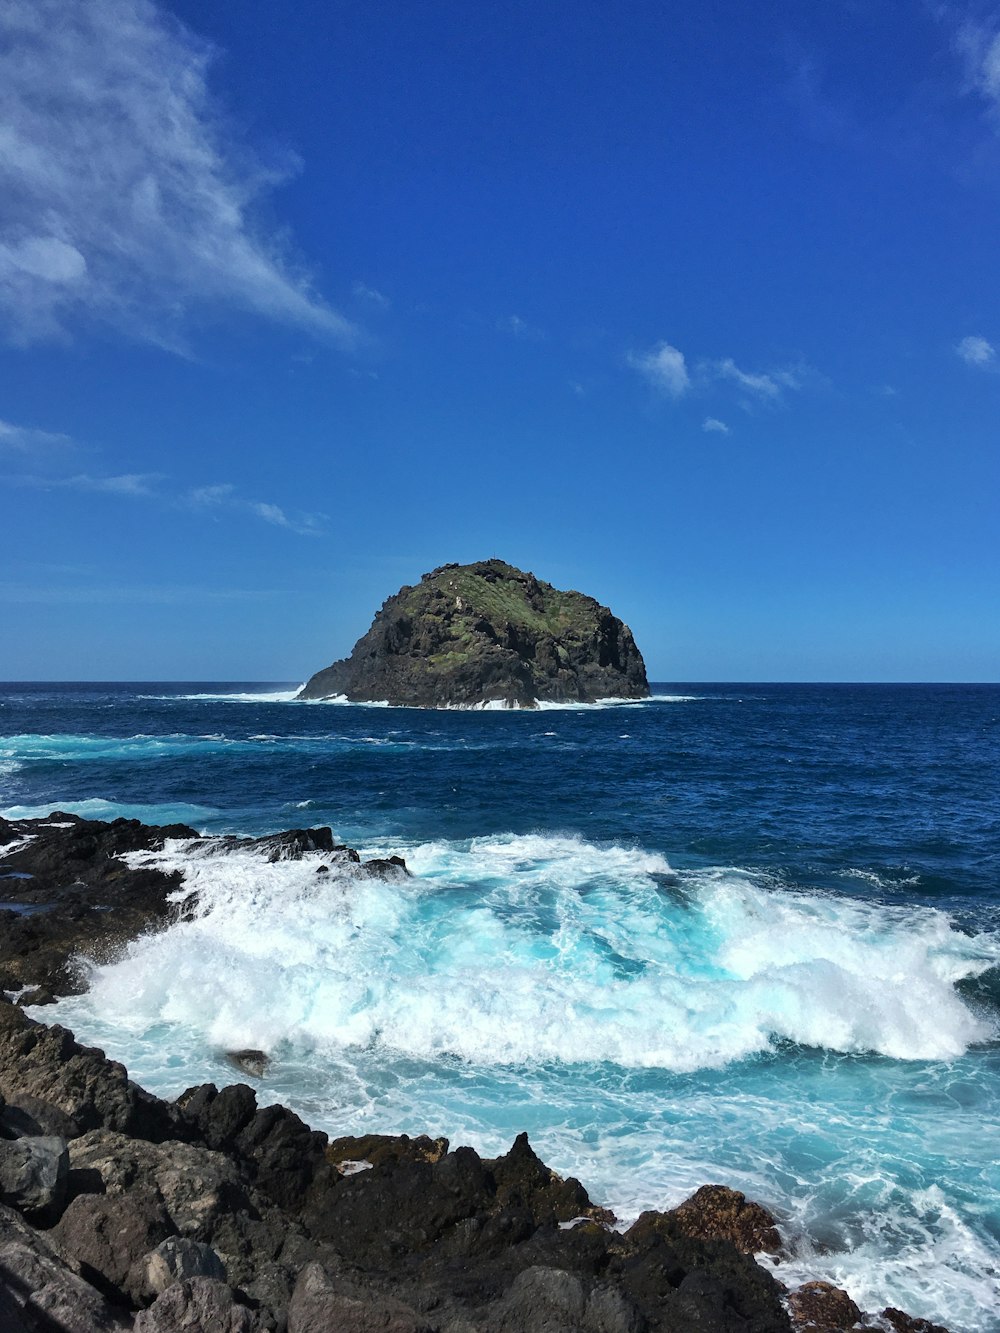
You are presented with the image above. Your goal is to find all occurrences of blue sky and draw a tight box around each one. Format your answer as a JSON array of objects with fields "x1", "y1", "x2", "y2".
[{"x1": 1, "y1": 0, "x2": 998, "y2": 681}]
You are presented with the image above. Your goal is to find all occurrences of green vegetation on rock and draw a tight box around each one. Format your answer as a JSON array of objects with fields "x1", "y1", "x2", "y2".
[{"x1": 298, "y1": 559, "x2": 649, "y2": 708}]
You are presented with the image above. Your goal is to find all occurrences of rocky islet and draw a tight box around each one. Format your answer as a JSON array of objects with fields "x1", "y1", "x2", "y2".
[{"x1": 298, "y1": 559, "x2": 650, "y2": 708}]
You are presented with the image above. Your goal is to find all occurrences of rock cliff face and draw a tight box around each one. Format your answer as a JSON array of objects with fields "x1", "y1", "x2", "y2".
[{"x1": 298, "y1": 560, "x2": 649, "y2": 708}]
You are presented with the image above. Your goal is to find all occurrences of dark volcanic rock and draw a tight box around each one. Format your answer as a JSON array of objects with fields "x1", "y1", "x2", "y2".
[
  {"x1": 0, "y1": 1135, "x2": 69, "y2": 1224},
  {"x1": 0, "y1": 816, "x2": 404, "y2": 1001},
  {"x1": 298, "y1": 558, "x2": 649, "y2": 707},
  {"x1": 134, "y1": 1277, "x2": 267, "y2": 1332}
]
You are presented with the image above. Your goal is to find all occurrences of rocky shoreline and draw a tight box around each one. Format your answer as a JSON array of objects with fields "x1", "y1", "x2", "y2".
[{"x1": 0, "y1": 815, "x2": 948, "y2": 1332}]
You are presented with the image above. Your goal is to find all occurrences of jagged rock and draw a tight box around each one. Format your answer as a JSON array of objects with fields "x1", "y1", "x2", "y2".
[
  {"x1": 786, "y1": 1281, "x2": 862, "y2": 1330},
  {"x1": 144, "y1": 1236, "x2": 227, "y2": 1295},
  {"x1": 0, "y1": 814, "x2": 194, "y2": 995},
  {"x1": 665, "y1": 1184, "x2": 782, "y2": 1255},
  {"x1": 0, "y1": 1093, "x2": 81, "y2": 1140},
  {"x1": 0, "y1": 1201, "x2": 129, "y2": 1331},
  {"x1": 64, "y1": 1129, "x2": 253, "y2": 1239},
  {"x1": 232, "y1": 1100, "x2": 332, "y2": 1213},
  {"x1": 486, "y1": 1132, "x2": 609, "y2": 1226},
  {"x1": 0, "y1": 1003, "x2": 182, "y2": 1142},
  {"x1": 880, "y1": 1308, "x2": 951, "y2": 1333},
  {"x1": 0, "y1": 1134, "x2": 69, "y2": 1223},
  {"x1": 226, "y1": 1051, "x2": 270, "y2": 1079},
  {"x1": 288, "y1": 1262, "x2": 432, "y2": 1333},
  {"x1": 52, "y1": 1189, "x2": 175, "y2": 1306},
  {"x1": 325, "y1": 1132, "x2": 450, "y2": 1171},
  {"x1": 486, "y1": 1265, "x2": 642, "y2": 1333},
  {"x1": 177, "y1": 1083, "x2": 260, "y2": 1153},
  {"x1": 134, "y1": 1277, "x2": 266, "y2": 1332},
  {"x1": 298, "y1": 559, "x2": 649, "y2": 708},
  {"x1": 359, "y1": 855, "x2": 411, "y2": 879},
  {"x1": 0, "y1": 818, "x2": 391, "y2": 1000}
]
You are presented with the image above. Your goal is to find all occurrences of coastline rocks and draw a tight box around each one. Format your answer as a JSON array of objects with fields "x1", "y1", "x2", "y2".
[
  {"x1": 786, "y1": 1281, "x2": 862, "y2": 1330},
  {"x1": 0, "y1": 815, "x2": 408, "y2": 1001},
  {"x1": 134, "y1": 1277, "x2": 266, "y2": 1332},
  {"x1": 297, "y1": 558, "x2": 649, "y2": 708},
  {"x1": 0, "y1": 1134, "x2": 69, "y2": 1223},
  {"x1": 663, "y1": 1184, "x2": 783, "y2": 1255},
  {"x1": 0, "y1": 998, "x2": 954, "y2": 1333},
  {"x1": 144, "y1": 1237, "x2": 227, "y2": 1295}
]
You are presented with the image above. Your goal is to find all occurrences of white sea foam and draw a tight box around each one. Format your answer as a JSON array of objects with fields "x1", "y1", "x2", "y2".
[
  {"x1": 149, "y1": 688, "x2": 304, "y2": 703},
  {"x1": 141, "y1": 690, "x2": 704, "y2": 711},
  {"x1": 61, "y1": 831, "x2": 999, "y2": 1070},
  {"x1": 47, "y1": 829, "x2": 1000, "y2": 1331},
  {"x1": 0, "y1": 797, "x2": 217, "y2": 825}
]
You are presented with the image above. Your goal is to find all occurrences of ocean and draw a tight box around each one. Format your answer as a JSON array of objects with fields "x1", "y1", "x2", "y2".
[{"x1": 1, "y1": 681, "x2": 998, "y2": 1329}]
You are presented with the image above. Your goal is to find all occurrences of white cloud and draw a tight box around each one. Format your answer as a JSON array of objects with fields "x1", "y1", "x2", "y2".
[
  {"x1": 702, "y1": 417, "x2": 731, "y2": 435},
  {"x1": 956, "y1": 334, "x2": 996, "y2": 367},
  {"x1": 712, "y1": 357, "x2": 801, "y2": 402},
  {"x1": 353, "y1": 282, "x2": 389, "y2": 308},
  {"x1": 498, "y1": 313, "x2": 545, "y2": 341},
  {"x1": 0, "y1": 417, "x2": 73, "y2": 450},
  {"x1": 627, "y1": 341, "x2": 690, "y2": 398},
  {"x1": 956, "y1": 20, "x2": 1000, "y2": 110},
  {"x1": 190, "y1": 483, "x2": 236, "y2": 506},
  {"x1": 0, "y1": 0, "x2": 357, "y2": 348},
  {"x1": 10, "y1": 471, "x2": 160, "y2": 495},
  {"x1": 187, "y1": 482, "x2": 324, "y2": 536}
]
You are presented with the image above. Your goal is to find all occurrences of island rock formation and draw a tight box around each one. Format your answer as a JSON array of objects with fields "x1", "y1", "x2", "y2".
[{"x1": 298, "y1": 559, "x2": 649, "y2": 708}]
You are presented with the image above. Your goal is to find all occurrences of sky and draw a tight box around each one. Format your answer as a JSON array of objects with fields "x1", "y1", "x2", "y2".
[{"x1": 1, "y1": 0, "x2": 999, "y2": 682}]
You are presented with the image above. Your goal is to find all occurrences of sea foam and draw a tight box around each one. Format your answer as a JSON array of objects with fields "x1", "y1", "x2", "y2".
[{"x1": 60, "y1": 830, "x2": 998, "y2": 1070}]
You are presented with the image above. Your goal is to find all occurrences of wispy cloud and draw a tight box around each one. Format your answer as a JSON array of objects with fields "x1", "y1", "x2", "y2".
[
  {"x1": 0, "y1": 0, "x2": 357, "y2": 349},
  {"x1": 0, "y1": 417, "x2": 73, "y2": 450},
  {"x1": 711, "y1": 357, "x2": 801, "y2": 403},
  {"x1": 955, "y1": 18, "x2": 1000, "y2": 113},
  {"x1": 627, "y1": 341, "x2": 690, "y2": 398},
  {"x1": 353, "y1": 282, "x2": 390, "y2": 309},
  {"x1": 702, "y1": 417, "x2": 731, "y2": 435},
  {"x1": 956, "y1": 334, "x2": 996, "y2": 367},
  {"x1": 498, "y1": 313, "x2": 546, "y2": 341},
  {"x1": 12, "y1": 471, "x2": 161, "y2": 495},
  {"x1": 189, "y1": 482, "x2": 324, "y2": 536}
]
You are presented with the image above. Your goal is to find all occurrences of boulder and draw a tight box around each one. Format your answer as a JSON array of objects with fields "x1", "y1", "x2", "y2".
[
  {"x1": 288, "y1": 1262, "x2": 432, "y2": 1333},
  {"x1": 144, "y1": 1236, "x2": 227, "y2": 1295},
  {"x1": 134, "y1": 1277, "x2": 267, "y2": 1332},
  {"x1": 786, "y1": 1281, "x2": 862, "y2": 1330},
  {"x1": 52, "y1": 1189, "x2": 175, "y2": 1306},
  {"x1": 0, "y1": 1202, "x2": 128, "y2": 1331},
  {"x1": 485, "y1": 1266, "x2": 642, "y2": 1333},
  {"x1": 0, "y1": 1135, "x2": 69, "y2": 1223},
  {"x1": 665, "y1": 1183, "x2": 783, "y2": 1255}
]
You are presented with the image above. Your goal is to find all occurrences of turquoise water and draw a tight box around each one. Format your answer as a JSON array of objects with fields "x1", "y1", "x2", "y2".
[{"x1": 2, "y1": 682, "x2": 999, "y2": 1328}]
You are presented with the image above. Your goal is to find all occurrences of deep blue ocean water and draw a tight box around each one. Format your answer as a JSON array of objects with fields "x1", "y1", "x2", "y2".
[{"x1": 2, "y1": 682, "x2": 999, "y2": 1328}]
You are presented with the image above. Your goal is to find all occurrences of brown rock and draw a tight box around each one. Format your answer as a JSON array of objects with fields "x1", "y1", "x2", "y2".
[
  {"x1": 787, "y1": 1280, "x2": 862, "y2": 1330},
  {"x1": 667, "y1": 1183, "x2": 783, "y2": 1254},
  {"x1": 881, "y1": 1307, "x2": 951, "y2": 1333}
]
